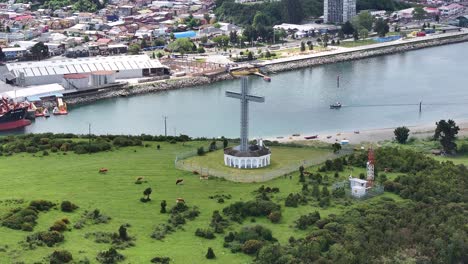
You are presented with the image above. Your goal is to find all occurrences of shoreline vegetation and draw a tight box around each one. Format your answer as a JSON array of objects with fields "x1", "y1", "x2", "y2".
[{"x1": 65, "y1": 30, "x2": 468, "y2": 106}]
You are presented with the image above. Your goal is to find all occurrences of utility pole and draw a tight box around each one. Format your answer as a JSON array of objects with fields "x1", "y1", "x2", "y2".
[
  {"x1": 88, "y1": 123, "x2": 91, "y2": 153},
  {"x1": 163, "y1": 116, "x2": 168, "y2": 136}
]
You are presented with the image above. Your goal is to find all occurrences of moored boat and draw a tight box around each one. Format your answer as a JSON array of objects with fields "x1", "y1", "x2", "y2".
[
  {"x1": 304, "y1": 135, "x2": 318, "y2": 139},
  {"x1": 0, "y1": 97, "x2": 31, "y2": 131},
  {"x1": 53, "y1": 97, "x2": 68, "y2": 115},
  {"x1": 330, "y1": 102, "x2": 342, "y2": 109}
]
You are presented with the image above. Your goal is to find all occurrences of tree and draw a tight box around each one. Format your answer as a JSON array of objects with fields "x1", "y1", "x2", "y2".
[
  {"x1": 212, "y1": 35, "x2": 230, "y2": 47},
  {"x1": 337, "y1": 30, "x2": 344, "y2": 40},
  {"x1": 160, "y1": 200, "x2": 167, "y2": 213},
  {"x1": 143, "y1": 187, "x2": 152, "y2": 201},
  {"x1": 359, "y1": 28, "x2": 369, "y2": 39},
  {"x1": 435, "y1": 14, "x2": 440, "y2": 23},
  {"x1": 0, "y1": 47, "x2": 6, "y2": 62},
  {"x1": 229, "y1": 30, "x2": 238, "y2": 45},
  {"x1": 83, "y1": 35, "x2": 90, "y2": 42},
  {"x1": 312, "y1": 183, "x2": 320, "y2": 199},
  {"x1": 332, "y1": 143, "x2": 341, "y2": 153},
  {"x1": 322, "y1": 34, "x2": 329, "y2": 47},
  {"x1": 204, "y1": 13, "x2": 211, "y2": 23},
  {"x1": 434, "y1": 119, "x2": 460, "y2": 153},
  {"x1": 253, "y1": 11, "x2": 269, "y2": 29},
  {"x1": 128, "y1": 44, "x2": 141, "y2": 55},
  {"x1": 300, "y1": 41, "x2": 305, "y2": 52},
  {"x1": 223, "y1": 138, "x2": 228, "y2": 148},
  {"x1": 6, "y1": 26, "x2": 10, "y2": 33},
  {"x1": 30, "y1": 42, "x2": 49, "y2": 60},
  {"x1": 412, "y1": 6, "x2": 427, "y2": 21},
  {"x1": 353, "y1": 30, "x2": 359, "y2": 41},
  {"x1": 141, "y1": 38, "x2": 148, "y2": 48},
  {"x1": 247, "y1": 51, "x2": 253, "y2": 60},
  {"x1": 152, "y1": 38, "x2": 166, "y2": 47},
  {"x1": 374, "y1": 18, "x2": 389, "y2": 37},
  {"x1": 282, "y1": 0, "x2": 303, "y2": 24},
  {"x1": 118, "y1": 225, "x2": 128, "y2": 240},
  {"x1": 342, "y1": 21, "x2": 354, "y2": 36},
  {"x1": 394, "y1": 126, "x2": 410, "y2": 144},
  {"x1": 167, "y1": 38, "x2": 195, "y2": 54},
  {"x1": 156, "y1": 52, "x2": 163, "y2": 59},
  {"x1": 322, "y1": 186, "x2": 330, "y2": 197},
  {"x1": 197, "y1": 46, "x2": 205, "y2": 53},
  {"x1": 355, "y1": 11, "x2": 374, "y2": 31},
  {"x1": 206, "y1": 247, "x2": 216, "y2": 259}
]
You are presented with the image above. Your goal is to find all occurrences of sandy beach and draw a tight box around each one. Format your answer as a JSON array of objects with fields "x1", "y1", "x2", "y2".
[{"x1": 267, "y1": 119, "x2": 468, "y2": 145}]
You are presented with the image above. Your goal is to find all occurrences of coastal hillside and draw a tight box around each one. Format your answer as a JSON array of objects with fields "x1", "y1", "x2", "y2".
[{"x1": 0, "y1": 134, "x2": 466, "y2": 263}]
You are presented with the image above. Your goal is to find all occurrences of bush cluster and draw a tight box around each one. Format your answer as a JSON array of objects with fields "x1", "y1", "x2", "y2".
[
  {"x1": 60, "y1": 201, "x2": 79, "y2": 212},
  {"x1": 50, "y1": 218, "x2": 70, "y2": 232},
  {"x1": 223, "y1": 200, "x2": 281, "y2": 223},
  {"x1": 151, "y1": 256, "x2": 171, "y2": 264},
  {"x1": 26, "y1": 230, "x2": 64, "y2": 247},
  {"x1": 50, "y1": 250, "x2": 73, "y2": 264},
  {"x1": 295, "y1": 211, "x2": 321, "y2": 230},
  {"x1": 73, "y1": 209, "x2": 111, "y2": 229},
  {"x1": 284, "y1": 193, "x2": 307, "y2": 208},
  {"x1": 96, "y1": 248, "x2": 125, "y2": 264},
  {"x1": 210, "y1": 210, "x2": 229, "y2": 233},
  {"x1": 151, "y1": 224, "x2": 174, "y2": 240},
  {"x1": 223, "y1": 225, "x2": 276, "y2": 255},
  {"x1": 195, "y1": 228, "x2": 216, "y2": 239},
  {"x1": 2, "y1": 200, "x2": 55, "y2": 231}
]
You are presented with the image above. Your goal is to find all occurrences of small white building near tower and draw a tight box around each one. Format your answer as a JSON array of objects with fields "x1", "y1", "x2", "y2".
[{"x1": 349, "y1": 177, "x2": 368, "y2": 198}]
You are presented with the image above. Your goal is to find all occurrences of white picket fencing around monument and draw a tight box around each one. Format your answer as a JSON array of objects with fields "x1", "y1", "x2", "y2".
[{"x1": 175, "y1": 146, "x2": 352, "y2": 183}]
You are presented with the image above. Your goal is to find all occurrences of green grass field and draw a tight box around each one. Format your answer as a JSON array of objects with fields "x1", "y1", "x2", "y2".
[
  {"x1": 339, "y1": 39, "x2": 377, "y2": 48},
  {"x1": 0, "y1": 142, "x2": 400, "y2": 263}
]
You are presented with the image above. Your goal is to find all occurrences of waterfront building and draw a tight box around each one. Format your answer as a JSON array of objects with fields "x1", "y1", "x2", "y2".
[
  {"x1": 324, "y1": 0, "x2": 356, "y2": 24},
  {"x1": 2, "y1": 55, "x2": 169, "y2": 86}
]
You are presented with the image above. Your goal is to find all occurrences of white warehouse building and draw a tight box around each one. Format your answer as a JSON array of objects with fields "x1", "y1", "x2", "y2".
[{"x1": 3, "y1": 55, "x2": 169, "y2": 87}]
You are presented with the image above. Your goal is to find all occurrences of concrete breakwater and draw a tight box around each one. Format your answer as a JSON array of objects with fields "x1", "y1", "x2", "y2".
[
  {"x1": 262, "y1": 32, "x2": 468, "y2": 73},
  {"x1": 66, "y1": 73, "x2": 234, "y2": 105}
]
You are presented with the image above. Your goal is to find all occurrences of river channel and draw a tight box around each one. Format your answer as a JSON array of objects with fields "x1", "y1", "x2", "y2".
[{"x1": 7, "y1": 42, "x2": 468, "y2": 138}]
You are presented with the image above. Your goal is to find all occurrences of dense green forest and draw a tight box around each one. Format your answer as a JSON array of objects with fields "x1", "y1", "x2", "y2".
[
  {"x1": 214, "y1": 0, "x2": 411, "y2": 27},
  {"x1": 254, "y1": 147, "x2": 468, "y2": 263}
]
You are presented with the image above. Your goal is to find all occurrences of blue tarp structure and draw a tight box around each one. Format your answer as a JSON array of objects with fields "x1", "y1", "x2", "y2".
[
  {"x1": 374, "y1": 36, "x2": 401, "y2": 43},
  {"x1": 174, "y1": 31, "x2": 197, "y2": 39}
]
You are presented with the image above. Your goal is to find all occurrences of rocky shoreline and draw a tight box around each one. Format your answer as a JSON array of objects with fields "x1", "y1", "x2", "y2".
[
  {"x1": 263, "y1": 32, "x2": 468, "y2": 73},
  {"x1": 66, "y1": 32, "x2": 468, "y2": 106},
  {"x1": 66, "y1": 73, "x2": 234, "y2": 106}
]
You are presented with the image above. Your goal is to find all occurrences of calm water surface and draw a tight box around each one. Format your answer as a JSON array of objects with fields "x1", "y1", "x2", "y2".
[{"x1": 5, "y1": 42, "x2": 468, "y2": 138}]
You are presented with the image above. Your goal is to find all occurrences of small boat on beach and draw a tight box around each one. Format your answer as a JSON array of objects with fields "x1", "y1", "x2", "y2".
[
  {"x1": 292, "y1": 133, "x2": 300, "y2": 137},
  {"x1": 304, "y1": 135, "x2": 318, "y2": 140},
  {"x1": 327, "y1": 136, "x2": 332, "y2": 139},
  {"x1": 263, "y1": 76, "x2": 271, "y2": 82}
]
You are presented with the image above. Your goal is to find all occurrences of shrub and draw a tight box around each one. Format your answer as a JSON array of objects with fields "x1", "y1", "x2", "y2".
[
  {"x1": 2, "y1": 207, "x2": 38, "y2": 230},
  {"x1": 50, "y1": 219, "x2": 69, "y2": 232},
  {"x1": 295, "y1": 211, "x2": 320, "y2": 230},
  {"x1": 206, "y1": 247, "x2": 216, "y2": 259},
  {"x1": 96, "y1": 248, "x2": 125, "y2": 264},
  {"x1": 26, "y1": 231, "x2": 64, "y2": 247},
  {"x1": 151, "y1": 256, "x2": 171, "y2": 264},
  {"x1": 268, "y1": 211, "x2": 281, "y2": 223},
  {"x1": 61, "y1": 201, "x2": 79, "y2": 212},
  {"x1": 242, "y1": 239, "x2": 264, "y2": 254},
  {"x1": 50, "y1": 250, "x2": 73, "y2": 264},
  {"x1": 29, "y1": 200, "x2": 55, "y2": 211},
  {"x1": 195, "y1": 228, "x2": 216, "y2": 239},
  {"x1": 151, "y1": 224, "x2": 174, "y2": 240},
  {"x1": 197, "y1": 147, "x2": 205, "y2": 156}
]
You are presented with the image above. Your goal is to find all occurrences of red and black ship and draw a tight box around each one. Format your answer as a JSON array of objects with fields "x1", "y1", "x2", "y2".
[{"x1": 0, "y1": 97, "x2": 31, "y2": 131}]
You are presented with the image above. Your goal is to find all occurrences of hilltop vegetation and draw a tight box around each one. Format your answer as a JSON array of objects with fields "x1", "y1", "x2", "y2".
[
  {"x1": 214, "y1": 0, "x2": 410, "y2": 27},
  {"x1": 0, "y1": 134, "x2": 466, "y2": 263}
]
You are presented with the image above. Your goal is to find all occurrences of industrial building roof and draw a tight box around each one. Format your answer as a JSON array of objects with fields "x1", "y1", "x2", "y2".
[{"x1": 6, "y1": 55, "x2": 164, "y2": 78}]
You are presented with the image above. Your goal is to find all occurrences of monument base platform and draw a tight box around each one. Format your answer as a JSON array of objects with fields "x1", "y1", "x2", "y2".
[{"x1": 223, "y1": 145, "x2": 271, "y2": 169}]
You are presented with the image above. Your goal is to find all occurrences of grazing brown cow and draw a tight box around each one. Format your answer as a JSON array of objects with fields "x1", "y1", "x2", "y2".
[
  {"x1": 199, "y1": 175, "x2": 209, "y2": 180},
  {"x1": 99, "y1": 168, "x2": 108, "y2": 174},
  {"x1": 176, "y1": 198, "x2": 185, "y2": 203}
]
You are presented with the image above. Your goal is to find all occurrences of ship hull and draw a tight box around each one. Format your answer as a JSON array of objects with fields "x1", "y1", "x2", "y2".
[{"x1": 0, "y1": 107, "x2": 31, "y2": 131}]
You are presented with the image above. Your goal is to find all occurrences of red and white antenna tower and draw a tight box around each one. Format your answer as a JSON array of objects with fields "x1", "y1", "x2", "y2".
[{"x1": 366, "y1": 148, "x2": 375, "y2": 187}]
